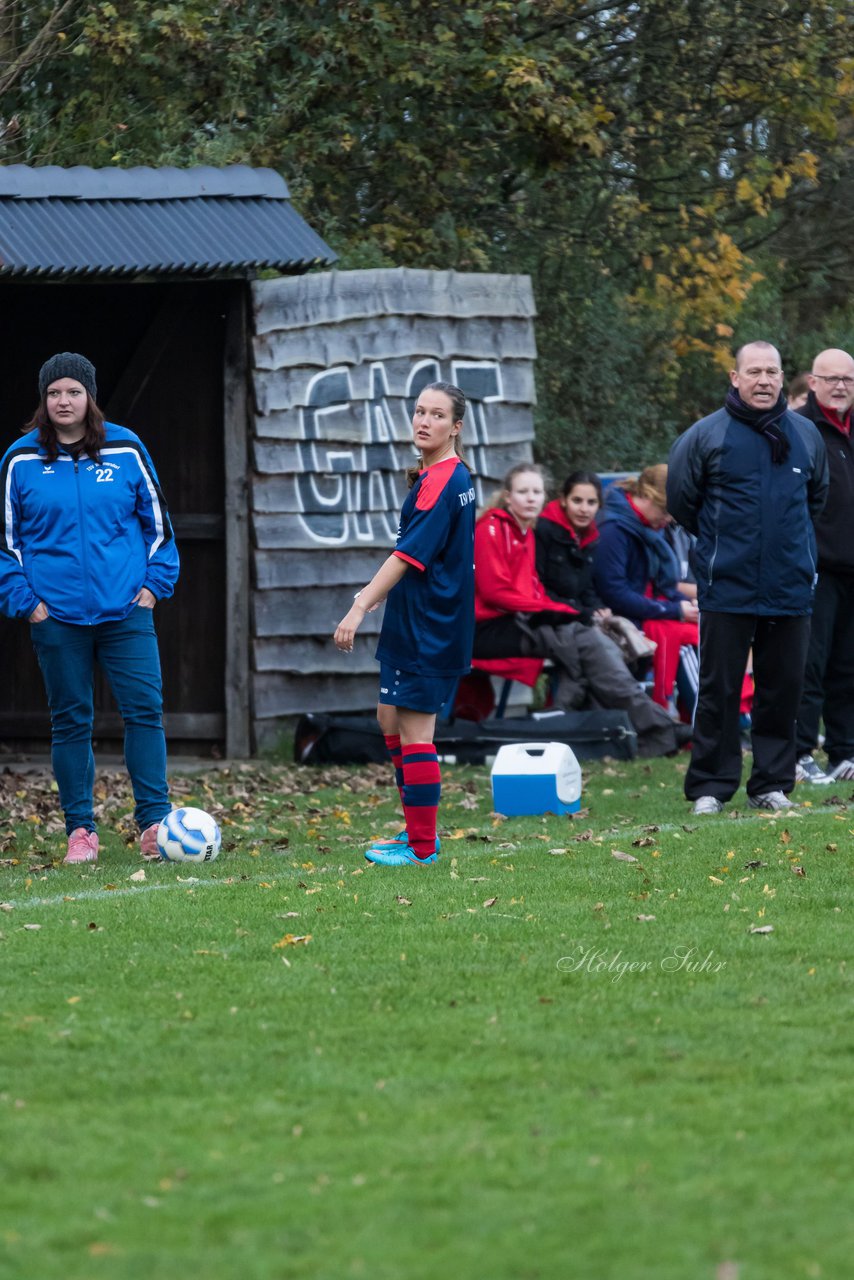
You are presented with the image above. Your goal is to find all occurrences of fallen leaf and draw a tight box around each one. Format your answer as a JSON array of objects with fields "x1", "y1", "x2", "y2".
[
  {"x1": 611, "y1": 850, "x2": 637, "y2": 863},
  {"x1": 395, "y1": 895, "x2": 412, "y2": 906},
  {"x1": 635, "y1": 914, "x2": 656, "y2": 922},
  {"x1": 631, "y1": 836, "x2": 655, "y2": 847},
  {"x1": 129, "y1": 869, "x2": 146, "y2": 882},
  {"x1": 780, "y1": 830, "x2": 792, "y2": 845},
  {"x1": 749, "y1": 924, "x2": 774, "y2": 935},
  {"x1": 708, "y1": 876, "x2": 725, "y2": 885},
  {"x1": 483, "y1": 897, "x2": 498, "y2": 908},
  {"x1": 272, "y1": 934, "x2": 312, "y2": 948},
  {"x1": 0, "y1": 902, "x2": 13, "y2": 912},
  {"x1": 743, "y1": 860, "x2": 767, "y2": 869},
  {"x1": 88, "y1": 1243, "x2": 119, "y2": 1258},
  {"x1": 22, "y1": 923, "x2": 41, "y2": 931},
  {"x1": 792, "y1": 865, "x2": 806, "y2": 877}
]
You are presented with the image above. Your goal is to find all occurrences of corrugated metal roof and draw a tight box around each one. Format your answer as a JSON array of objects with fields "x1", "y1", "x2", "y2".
[
  {"x1": 0, "y1": 165, "x2": 336, "y2": 278},
  {"x1": 0, "y1": 164, "x2": 290, "y2": 200}
]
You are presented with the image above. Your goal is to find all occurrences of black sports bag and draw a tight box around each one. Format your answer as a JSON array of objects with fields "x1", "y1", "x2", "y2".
[{"x1": 294, "y1": 708, "x2": 636, "y2": 766}]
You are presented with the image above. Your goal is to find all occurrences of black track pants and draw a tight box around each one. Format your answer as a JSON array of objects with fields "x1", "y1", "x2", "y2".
[
  {"x1": 795, "y1": 571, "x2": 854, "y2": 766},
  {"x1": 685, "y1": 612, "x2": 810, "y2": 802}
]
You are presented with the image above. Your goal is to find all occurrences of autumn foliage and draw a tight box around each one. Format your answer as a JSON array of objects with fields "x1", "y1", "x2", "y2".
[{"x1": 3, "y1": 2, "x2": 854, "y2": 464}]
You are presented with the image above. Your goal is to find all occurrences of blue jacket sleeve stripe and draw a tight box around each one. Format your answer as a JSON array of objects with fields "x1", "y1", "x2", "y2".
[
  {"x1": 0, "y1": 449, "x2": 41, "y2": 618},
  {"x1": 101, "y1": 440, "x2": 179, "y2": 600},
  {"x1": 3, "y1": 459, "x2": 24, "y2": 565},
  {"x1": 103, "y1": 443, "x2": 175, "y2": 553},
  {"x1": 105, "y1": 446, "x2": 169, "y2": 558},
  {"x1": 2, "y1": 452, "x2": 35, "y2": 565}
]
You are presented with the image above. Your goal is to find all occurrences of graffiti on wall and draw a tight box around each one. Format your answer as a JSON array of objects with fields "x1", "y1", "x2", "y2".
[{"x1": 296, "y1": 359, "x2": 504, "y2": 545}]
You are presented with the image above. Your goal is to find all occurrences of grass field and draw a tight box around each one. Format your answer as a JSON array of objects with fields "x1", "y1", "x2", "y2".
[{"x1": 1, "y1": 750, "x2": 853, "y2": 1280}]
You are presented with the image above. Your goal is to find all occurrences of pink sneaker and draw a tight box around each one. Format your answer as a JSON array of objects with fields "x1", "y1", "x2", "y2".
[
  {"x1": 139, "y1": 823, "x2": 162, "y2": 860},
  {"x1": 64, "y1": 828, "x2": 99, "y2": 864}
]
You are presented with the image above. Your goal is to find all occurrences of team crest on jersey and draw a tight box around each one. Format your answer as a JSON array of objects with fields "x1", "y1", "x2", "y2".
[{"x1": 86, "y1": 462, "x2": 120, "y2": 483}]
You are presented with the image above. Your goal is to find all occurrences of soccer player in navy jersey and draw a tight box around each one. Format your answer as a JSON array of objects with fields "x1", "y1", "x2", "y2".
[{"x1": 334, "y1": 382, "x2": 476, "y2": 866}]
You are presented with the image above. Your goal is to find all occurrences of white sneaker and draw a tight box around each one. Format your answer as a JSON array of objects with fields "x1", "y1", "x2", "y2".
[
  {"x1": 748, "y1": 791, "x2": 794, "y2": 811},
  {"x1": 828, "y1": 758, "x2": 854, "y2": 781},
  {"x1": 693, "y1": 796, "x2": 724, "y2": 815},
  {"x1": 795, "y1": 754, "x2": 832, "y2": 784}
]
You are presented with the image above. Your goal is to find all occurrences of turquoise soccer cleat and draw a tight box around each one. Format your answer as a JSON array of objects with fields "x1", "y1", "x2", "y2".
[{"x1": 365, "y1": 843, "x2": 438, "y2": 866}]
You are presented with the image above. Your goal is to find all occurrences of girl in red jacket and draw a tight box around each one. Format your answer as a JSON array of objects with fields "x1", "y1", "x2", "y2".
[{"x1": 473, "y1": 464, "x2": 687, "y2": 757}]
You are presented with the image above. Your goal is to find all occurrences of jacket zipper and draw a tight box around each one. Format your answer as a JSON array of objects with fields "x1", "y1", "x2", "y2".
[
  {"x1": 707, "y1": 534, "x2": 718, "y2": 586},
  {"x1": 806, "y1": 535, "x2": 816, "y2": 581},
  {"x1": 73, "y1": 458, "x2": 94, "y2": 623}
]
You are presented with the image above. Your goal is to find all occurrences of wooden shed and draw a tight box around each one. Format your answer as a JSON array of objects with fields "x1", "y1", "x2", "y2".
[
  {"x1": 248, "y1": 268, "x2": 537, "y2": 748},
  {"x1": 0, "y1": 164, "x2": 335, "y2": 758},
  {"x1": 0, "y1": 167, "x2": 538, "y2": 756}
]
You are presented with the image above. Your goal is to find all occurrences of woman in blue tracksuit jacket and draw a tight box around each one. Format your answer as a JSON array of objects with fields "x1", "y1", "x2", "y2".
[{"x1": 0, "y1": 353, "x2": 180, "y2": 864}]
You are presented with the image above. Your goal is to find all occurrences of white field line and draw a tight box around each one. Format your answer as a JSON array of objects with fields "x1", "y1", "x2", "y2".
[
  {"x1": 4, "y1": 876, "x2": 233, "y2": 911},
  {"x1": 1, "y1": 805, "x2": 838, "y2": 909}
]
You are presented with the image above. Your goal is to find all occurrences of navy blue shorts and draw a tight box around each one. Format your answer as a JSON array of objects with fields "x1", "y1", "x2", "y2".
[{"x1": 378, "y1": 663, "x2": 456, "y2": 714}]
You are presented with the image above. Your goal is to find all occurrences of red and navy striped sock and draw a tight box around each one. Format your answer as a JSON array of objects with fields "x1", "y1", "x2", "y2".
[
  {"x1": 401, "y1": 742, "x2": 441, "y2": 858},
  {"x1": 383, "y1": 733, "x2": 405, "y2": 811}
]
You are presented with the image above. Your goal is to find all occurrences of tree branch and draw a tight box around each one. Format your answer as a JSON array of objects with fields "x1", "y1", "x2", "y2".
[{"x1": 0, "y1": 0, "x2": 76, "y2": 99}]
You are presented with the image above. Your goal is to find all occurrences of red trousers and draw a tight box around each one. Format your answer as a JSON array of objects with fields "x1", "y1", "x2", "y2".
[{"x1": 642, "y1": 619, "x2": 700, "y2": 708}]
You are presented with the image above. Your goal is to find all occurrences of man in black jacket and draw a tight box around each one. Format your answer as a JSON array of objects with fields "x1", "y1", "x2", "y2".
[
  {"x1": 667, "y1": 340, "x2": 828, "y2": 815},
  {"x1": 793, "y1": 348, "x2": 854, "y2": 784}
]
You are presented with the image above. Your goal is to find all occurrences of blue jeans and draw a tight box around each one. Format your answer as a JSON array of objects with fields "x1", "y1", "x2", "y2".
[{"x1": 31, "y1": 607, "x2": 169, "y2": 835}]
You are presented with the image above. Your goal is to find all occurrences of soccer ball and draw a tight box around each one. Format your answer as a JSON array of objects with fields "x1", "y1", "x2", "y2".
[{"x1": 157, "y1": 807, "x2": 222, "y2": 863}]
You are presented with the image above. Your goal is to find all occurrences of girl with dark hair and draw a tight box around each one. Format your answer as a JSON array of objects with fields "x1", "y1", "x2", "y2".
[
  {"x1": 474, "y1": 464, "x2": 688, "y2": 757},
  {"x1": 0, "y1": 353, "x2": 180, "y2": 864},
  {"x1": 334, "y1": 382, "x2": 475, "y2": 866},
  {"x1": 535, "y1": 470, "x2": 609, "y2": 620}
]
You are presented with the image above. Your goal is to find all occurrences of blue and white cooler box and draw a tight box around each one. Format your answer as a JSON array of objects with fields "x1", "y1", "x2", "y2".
[{"x1": 490, "y1": 742, "x2": 582, "y2": 817}]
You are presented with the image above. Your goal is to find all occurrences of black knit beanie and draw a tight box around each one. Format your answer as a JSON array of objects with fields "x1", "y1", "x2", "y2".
[{"x1": 38, "y1": 352, "x2": 97, "y2": 401}]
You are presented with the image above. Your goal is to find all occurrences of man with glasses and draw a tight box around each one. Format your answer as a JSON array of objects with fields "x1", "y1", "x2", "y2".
[
  {"x1": 667, "y1": 341, "x2": 828, "y2": 815},
  {"x1": 793, "y1": 348, "x2": 854, "y2": 784}
]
